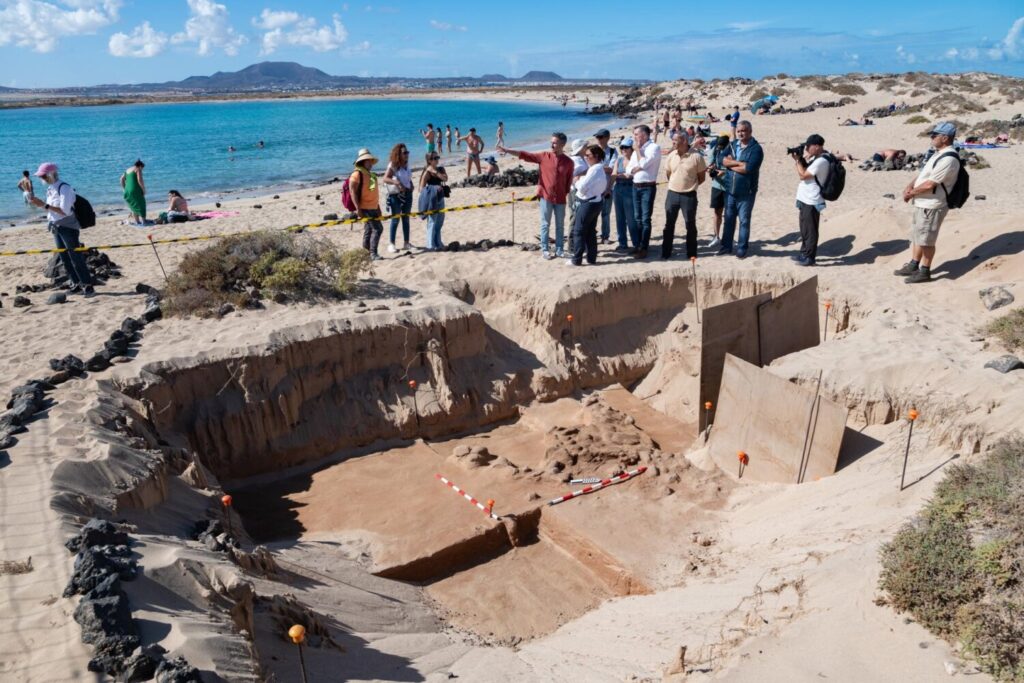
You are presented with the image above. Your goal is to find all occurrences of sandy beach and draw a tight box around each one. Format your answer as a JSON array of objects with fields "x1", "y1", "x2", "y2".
[{"x1": 1, "y1": 73, "x2": 1022, "y2": 682}]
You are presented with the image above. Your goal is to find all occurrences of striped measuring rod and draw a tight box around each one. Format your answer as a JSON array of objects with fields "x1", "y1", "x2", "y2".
[
  {"x1": 435, "y1": 473, "x2": 500, "y2": 520},
  {"x1": 547, "y1": 466, "x2": 648, "y2": 506}
]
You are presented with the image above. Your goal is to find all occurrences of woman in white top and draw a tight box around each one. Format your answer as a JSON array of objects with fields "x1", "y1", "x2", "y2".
[
  {"x1": 383, "y1": 143, "x2": 415, "y2": 252},
  {"x1": 567, "y1": 144, "x2": 607, "y2": 266}
]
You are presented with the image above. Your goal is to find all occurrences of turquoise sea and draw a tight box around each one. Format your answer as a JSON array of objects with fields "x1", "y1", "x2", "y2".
[{"x1": 1, "y1": 98, "x2": 614, "y2": 222}]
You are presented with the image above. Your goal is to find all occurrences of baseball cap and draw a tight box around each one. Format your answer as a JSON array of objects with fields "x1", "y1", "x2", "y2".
[
  {"x1": 930, "y1": 121, "x2": 957, "y2": 138},
  {"x1": 594, "y1": 128, "x2": 611, "y2": 138},
  {"x1": 805, "y1": 134, "x2": 825, "y2": 146},
  {"x1": 619, "y1": 137, "x2": 634, "y2": 148},
  {"x1": 34, "y1": 162, "x2": 58, "y2": 177}
]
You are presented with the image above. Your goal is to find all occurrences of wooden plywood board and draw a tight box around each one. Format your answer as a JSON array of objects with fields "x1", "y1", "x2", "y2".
[
  {"x1": 758, "y1": 276, "x2": 820, "y2": 366},
  {"x1": 708, "y1": 355, "x2": 847, "y2": 484},
  {"x1": 699, "y1": 292, "x2": 771, "y2": 430}
]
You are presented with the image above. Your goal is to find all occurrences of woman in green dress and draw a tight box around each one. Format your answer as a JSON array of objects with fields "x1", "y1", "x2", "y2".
[{"x1": 120, "y1": 159, "x2": 147, "y2": 225}]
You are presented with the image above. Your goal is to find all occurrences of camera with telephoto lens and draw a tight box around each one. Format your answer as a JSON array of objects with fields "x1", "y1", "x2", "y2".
[
  {"x1": 786, "y1": 144, "x2": 806, "y2": 156},
  {"x1": 708, "y1": 166, "x2": 720, "y2": 179}
]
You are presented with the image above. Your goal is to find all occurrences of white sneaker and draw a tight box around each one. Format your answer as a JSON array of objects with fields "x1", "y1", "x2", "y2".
[
  {"x1": 565, "y1": 258, "x2": 581, "y2": 266},
  {"x1": 387, "y1": 242, "x2": 397, "y2": 253},
  {"x1": 555, "y1": 250, "x2": 565, "y2": 259},
  {"x1": 708, "y1": 236, "x2": 720, "y2": 248},
  {"x1": 402, "y1": 241, "x2": 411, "y2": 251},
  {"x1": 542, "y1": 251, "x2": 553, "y2": 260}
]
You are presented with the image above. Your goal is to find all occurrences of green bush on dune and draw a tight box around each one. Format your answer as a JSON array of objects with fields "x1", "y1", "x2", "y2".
[
  {"x1": 986, "y1": 308, "x2": 1024, "y2": 352},
  {"x1": 878, "y1": 436, "x2": 1024, "y2": 681},
  {"x1": 164, "y1": 230, "x2": 372, "y2": 317}
]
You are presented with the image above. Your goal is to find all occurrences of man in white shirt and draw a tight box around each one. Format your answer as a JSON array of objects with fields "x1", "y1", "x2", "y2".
[
  {"x1": 894, "y1": 122, "x2": 961, "y2": 283},
  {"x1": 791, "y1": 134, "x2": 830, "y2": 266},
  {"x1": 568, "y1": 144, "x2": 608, "y2": 266},
  {"x1": 626, "y1": 124, "x2": 663, "y2": 258},
  {"x1": 27, "y1": 162, "x2": 95, "y2": 296}
]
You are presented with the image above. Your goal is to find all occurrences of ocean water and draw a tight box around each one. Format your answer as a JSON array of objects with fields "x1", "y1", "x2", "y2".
[{"x1": 0, "y1": 98, "x2": 613, "y2": 222}]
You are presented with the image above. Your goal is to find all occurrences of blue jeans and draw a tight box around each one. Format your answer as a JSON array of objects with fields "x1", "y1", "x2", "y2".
[
  {"x1": 600, "y1": 194, "x2": 613, "y2": 240},
  {"x1": 51, "y1": 222, "x2": 92, "y2": 286},
  {"x1": 387, "y1": 191, "x2": 412, "y2": 244},
  {"x1": 722, "y1": 193, "x2": 756, "y2": 255},
  {"x1": 613, "y1": 182, "x2": 637, "y2": 248},
  {"x1": 426, "y1": 200, "x2": 445, "y2": 249},
  {"x1": 539, "y1": 198, "x2": 566, "y2": 254},
  {"x1": 633, "y1": 185, "x2": 657, "y2": 250}
]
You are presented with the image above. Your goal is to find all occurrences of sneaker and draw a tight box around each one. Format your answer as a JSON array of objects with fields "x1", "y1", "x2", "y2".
[
  {"x1": 68, "y1": 284, "x2": 83, "y2": 294},
  {"x1": 82, "y1": 286, "x2": 96, "y2": 298},
  {"x1": 893, "y1": 262, "x2": 918, "y2": 276},
  {"x1": 708, "y1": 236, "x2": 720, "y2": 248},
  {"x1": 371, "y1": 254, "x2": 382, "y2": 261},
  {"x1": 790, "y1": 254, "x2": 804, "y2": 262},
  {"x1": 387, "y1": 243, "x2": 397, "y2": 253},
  {"x1": 797, "y1": 256, "x2": 816, "y2": 266},
  {"x1": 627, "y1": 247, "x2": 639, "y2": 255},
  {"x1": 633, "y1": 249, "x2": 648, "y2": 259},
  {"x1": 614, "y1": 245, "x2": 629, "y2": 253},
  {"x1": 716, "y1": 246, "x2": 732, "y2": 255},
  {"x1": 542, "y1": 250, "x2": 553, "y2": 260},
  {"x1": 402, "y1": 241, "x2": 411, "y2": 251},
  {"x1": 904, "y1": 269, "x2": 931, "y2": 283},
  {"x1": 555, "y1": 250, "x2": 565, "y2": 258},
  {"x1": 565, "y1": 258, "x2": 582, "y2": 266},
  {"x1": 736, "y1": 250, "x2": 747, "y2": 259}
]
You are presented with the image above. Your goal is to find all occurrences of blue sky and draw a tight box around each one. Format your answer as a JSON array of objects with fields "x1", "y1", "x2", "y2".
[{"x1": 0, "y1": 0, "x2": 1021, "y2": 88}]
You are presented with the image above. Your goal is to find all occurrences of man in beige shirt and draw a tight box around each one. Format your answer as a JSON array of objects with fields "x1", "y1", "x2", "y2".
[{"x1": 662, "y1": 133, "x2": 707, "y2": 259}]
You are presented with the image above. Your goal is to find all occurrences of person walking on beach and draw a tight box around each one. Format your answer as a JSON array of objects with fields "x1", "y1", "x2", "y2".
[
  {"x1": 707, "y1": 135, "x2": 730, "y2": 247},
  {"x1": 662, "y1": 132, "x2": 707, "y2": 260},
  {"x1": 421, "y1": 124, "x2": 437, "y2": 156},
  {"x1": 791, "y1": 134, "x2": 830, "y2": 266},
  {"x1": 496, "y1": 122, "x2": 506, "y2": 154},
  {"x1": 729, "y1": 106, "x2": 740, "y2": 138},
  {"x1": 18, "y1": 170, "x2": 34, "y2": 204},
  {"x1": 120, "y1": 159, "x2": 146, "y2": 225},
  {"x1": 27, "y1": 163, "x2": 94, "y2": 296},
  {"x1": 612, "y1": 138, "x2": 638, "y2": 252},
  {"x1": 626, "y1": 124, "x2": 662, "y2": 259},
  {"x1": 594, "y1": 128, "x2": 617, "y2": 245},
  {"x1": 445, "y1": 124, "x2": 453, "y2": 153},
  {"x1": 459, "y1": 128, "x2": 485, "y2": 177},
  {"x1": 894, "y1": 122, "x2": 961, "y2": 284},
  {"x1": 567, "y1": 145, "x2": 608, "y2": 267},
  {"x1": 383, "y1": 143, "x2": 414, "y2": 253},
  {"x1": 418, "y1": 152, "x2": 449, "y2": 250},
  {"x1": 350, "y1": 148, "x2": 385, "y2": 260},
  {"x1": 718, "y1": 120, "x2": 764, "y2": 258},
  {"x1": 498, "y1": 133, "x2": 574, "y2": 259}
]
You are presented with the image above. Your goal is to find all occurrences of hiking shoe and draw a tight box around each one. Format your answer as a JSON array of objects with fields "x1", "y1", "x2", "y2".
[
  {"x1": 797, "y1": 256, "x2": 816, "y2": 266},
  {"x1": 68, "y1": 284, "x2": 83, "y2": 294},
  {"x1": 904, "y1": 270, "x2": 931, "y2": 284},
  {"x1": 387, "y1": 242, "x2": 397, "y2": 253},
  {"x1": 708, "y1": 236, "x2": 720, "y2": 248},
  {"x1": 82, "y1": 286, "x2": 96, "y2": 298},
  {"x1": 633, "y1": 249, "x2": 648, "y2": 259},
  {"x1": 715, "y1": 246, "x2": 732, "y2": 256},
  {"x1": 893, "y1": 262, "x2": 918, "y2": 276},
  {"x1": 402, "y1": 241, "x2": 411, "y2": 251},
  {"x1": 614, "y1": 245, "x2": 630, "y2": 253},
  {"x1": 791, "y1": 254, "x2": 805, "y2": 262}
]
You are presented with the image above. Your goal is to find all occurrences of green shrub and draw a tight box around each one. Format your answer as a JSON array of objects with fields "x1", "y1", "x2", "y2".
[
  {"x1": 878, "y1": 436, "x2": 1024, "y2": 680},
  {"x1": 831, "y1": 83, "x2": 866, "y2": 96},
  {"x1": 164, "y1": 230, "x2": 372, "y2": 317},
  {"x1": 905, "y1": 115, "x2": 930, "y2": 124},
  {"x1": 986, "y1": 308, "x2": 1024, "y2": 351}
]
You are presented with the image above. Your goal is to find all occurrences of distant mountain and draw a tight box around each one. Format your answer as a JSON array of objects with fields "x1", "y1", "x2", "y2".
[
  {"x1": 479, "y1": 73, "x2": 510, "y2": 82},
  {"x1": 519, "y1": 71, "x2": 563, "y2": 82},
  {"x1": 172, "y1": 62, "x2": 339, "y2": 90}
]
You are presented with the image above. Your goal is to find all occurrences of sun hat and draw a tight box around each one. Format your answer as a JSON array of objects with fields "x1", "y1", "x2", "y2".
[
  {"x1": 619, "y1": 138, "x2": 634, "y2": 148},
  {"x1": 805, "y1": 134, "x2": 825, "y2": 146},
  {"x1": 594, "y1": 128, "x2": 611, "y2": 138},
  {"x1": 930, "y1": 121, "x2": 957, "y2": 138},
  {"x1": 34, "y1": 162, "x2": 58, "y2": 177},
  {"x1": 569, "y1": 138, "x2": 586, "y2": 155},
  {"x1": 354, "y1": 148, "x2": 378, "y2": 166}
]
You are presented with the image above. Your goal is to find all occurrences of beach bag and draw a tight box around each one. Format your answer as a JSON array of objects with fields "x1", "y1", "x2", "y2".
[
  {"x1": 57, "y1": 182, "x2": 96, "y2": 228},
  {"x1": 937, "y1": 151, "x2": 970, "y2": 209},
  {"x1": 816, "y1": 153, "x2": 846, "y2": 202},
  {"x1": 340, "y1": 177, "x2": 357, "y2": 212}
]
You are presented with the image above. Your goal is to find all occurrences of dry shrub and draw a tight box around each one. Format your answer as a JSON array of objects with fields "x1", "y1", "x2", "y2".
[
  {"x1": 0, "y1": 558, "x2": 33, "y2": 575},
  {"x1": 878, "y1": 436, "x2": 1024, "y2": 681},
  {"x1": 831, "y1": 83, "x2": 866, "y2": 96},
  {"x1": 877, "y1": 78, "x2": 899, "y2": 91},
  {"x1": 986, "y1": 308, "x2": 1024, "y2": 351},
  {"x1": 905, "y1": 115, "x2": 930, "y2": 124},
  {"x1": 164, "y1": 230, "x2": 371, "y2": 317}
]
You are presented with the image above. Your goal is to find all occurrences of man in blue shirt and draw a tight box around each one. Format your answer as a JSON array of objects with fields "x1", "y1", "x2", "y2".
[{"x1": 717, "y1": 120, "x2": 764, "y2": 258}]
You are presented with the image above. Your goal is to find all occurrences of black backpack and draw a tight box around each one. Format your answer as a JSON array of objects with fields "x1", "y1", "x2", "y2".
[
  {"x1": 815, "y1": 152, "x2": 846, "y2": 201},
  {"x1": 936, "y1": 151, "x2": 970, "y2": 209},
  {"x1": 56, "y1": 182, "x2": 97, "y2": 228}
]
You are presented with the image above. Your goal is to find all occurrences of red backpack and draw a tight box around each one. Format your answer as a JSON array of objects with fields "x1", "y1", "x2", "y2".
[{"x1": 340, "y1": 176, "x2": 357, "y2": 212}]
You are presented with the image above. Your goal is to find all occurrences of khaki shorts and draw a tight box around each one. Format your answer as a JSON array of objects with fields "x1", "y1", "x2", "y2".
[{"x1": 910, "y1": 207, "x2": 948, "y2": 247}]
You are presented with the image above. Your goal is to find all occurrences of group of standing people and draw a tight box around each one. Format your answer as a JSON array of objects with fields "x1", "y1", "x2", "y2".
[{"x1": 420, "y1": 122, "x2": 499, "y2": 177}]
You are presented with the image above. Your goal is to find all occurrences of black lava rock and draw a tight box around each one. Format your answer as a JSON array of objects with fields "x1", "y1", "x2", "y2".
[
  {"x1": 13, "y1": 295, "x2": 31, "y2": 307},
  {"x1": 142, "y1": 302, "x2": 163, "y2": 323},
  {"x1": 85, "y1": 354, "x2": 112, "y2": 372},
  {"x1": 984, "y1": 355, "x2": 1023, "y2": 373},
  {"x1": 445, "y1": 241, "x2": 461, "y2": 252},
  {"x1": 217, "y1": 303, "x2": 235, "y2": 317},
  {"x1": 120, "y1": 317, "x2": 144, "y2": 335},
  {"x1": 155, "y1": 656, "x2": 203, "y2": 682},
  {"x1": 47, "y1": 292, "x2": 67, "y2": 305},
  {"x1": 135, "y1": 283, "x2": 160, "y2": 297},
  {"x1": 323, "y1": 213, "x2": 339, "y2": 221},
  {"x1": 49, "y1": 354, "x2": 85, "y2": 374},
  {"x1": 64, "y1": 546, "x2": 136, "y2": 597},
  {"x1": 66, "y1": 519, "x2": 131, "y2": 553}
]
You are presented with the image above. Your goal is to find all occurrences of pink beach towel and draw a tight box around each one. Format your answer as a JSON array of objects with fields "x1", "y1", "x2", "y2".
[{"x1": 193, "y1": 210, "x2": 241, "y2": 219}]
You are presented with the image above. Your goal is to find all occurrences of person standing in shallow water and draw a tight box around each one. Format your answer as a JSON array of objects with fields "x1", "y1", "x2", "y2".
[
  {"x1": 18, "y1": 170, "x2": 34, "y2": 204},
  {"x1": 121, "y1": 159, "x2": 146, "y2": 225}
]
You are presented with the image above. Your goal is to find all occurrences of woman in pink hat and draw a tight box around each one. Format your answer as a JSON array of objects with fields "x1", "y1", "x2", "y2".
[{"x1": 28, "y1": 163, "x2": 95, "y2": 296}]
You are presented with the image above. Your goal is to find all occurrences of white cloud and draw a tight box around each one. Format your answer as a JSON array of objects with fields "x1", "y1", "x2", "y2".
[
  {"x1": 258, "y1": 12, "x2": 348, "y2": 54},
  {"x1": 987, "y1": 16, "x2": 1023, "y2": 60},
  {"x1": 108, "y1": 21, "x2": 168, "y2": 58},
  {"x1": 0, "y1": 0, "x2": 121, "y2": 53},
  {"x1": 171, "y1": 0, "x2": 246, "y2": 56},
  {"x1": 429, "y1": 19, "x2": 466, "y2": 32},
  {"x1": 727, "y1": 21, "x2": 769, "y2": 32},
  {"x1": 896, "y1": 44, "x2": 916, "y2": 64}
]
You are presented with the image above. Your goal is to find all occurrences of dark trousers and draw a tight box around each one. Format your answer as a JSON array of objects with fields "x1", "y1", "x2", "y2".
[
  {"x1": 797, "y1": 200, "x2": 821, "y2": 260},
  {"x1": 633, "y1": 185, "x2": 657, "y2": 250},
  {"x1": 571, "y1": 200, "x2": 602, "y2": 265},
  {"x1": 51, "y1": 223, "x2": 92, "y2": 286},
  {"x1": 600, "y1": 194, "x2": 613, "y2": 240},
  {"x1": 663, "y1": 190, "x2": 698, "y2": 259},
  {"x1": 361, "y1": 209, "x2": 383, "y2": 255},
  {"x1": 387, "y1": 192, "x2": 412, "y2": 244}
]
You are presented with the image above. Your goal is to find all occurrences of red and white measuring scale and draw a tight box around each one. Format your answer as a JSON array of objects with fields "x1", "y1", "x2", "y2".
[
  {"x1": 547, "y1": 466, "x2": 647, "y2": 506},
  {"x1": 435, "y1": 473, "x2": 500, "y2": 520}
]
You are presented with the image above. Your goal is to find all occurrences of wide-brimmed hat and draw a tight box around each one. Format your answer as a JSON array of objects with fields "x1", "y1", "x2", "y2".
[
  {"x1": 354, "y1": 148, "x2": 378, "y2": 166},
  {"x1": 569, "y1": 138, "x2": 586, "y2": 155}
]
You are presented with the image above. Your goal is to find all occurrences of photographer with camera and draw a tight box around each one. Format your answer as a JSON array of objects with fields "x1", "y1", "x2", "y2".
[
  {"x1": 706, "y1": 135, "x2": 730, "y2": 248},
  {"x1": 790, "y1": 134, "x2": 830, "y2": 266}
]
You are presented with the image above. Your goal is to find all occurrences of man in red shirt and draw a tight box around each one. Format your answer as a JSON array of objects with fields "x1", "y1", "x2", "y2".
[{"x1": 498, "y1": 132, "x2": 574, "y2": 259}]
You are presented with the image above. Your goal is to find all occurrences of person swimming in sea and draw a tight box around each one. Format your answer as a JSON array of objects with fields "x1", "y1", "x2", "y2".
[
  {"x1": 227, "y1": 145, "x2": 236, "y2": 152},
  {"x1": 257, "y1": 140, "x2": 265, "y2": 149}
]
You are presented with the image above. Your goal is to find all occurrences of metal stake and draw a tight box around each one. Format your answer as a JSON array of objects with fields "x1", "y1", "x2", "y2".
[
  {"x1": 900, "y1": 409, "x2": 919, "y2": 491},
  {"x1": 690, "y1": 257, "x2": 701, "y2": 323},
  {"x1": 147, "y1": 234, "x2": 169, "y2": 284}
]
